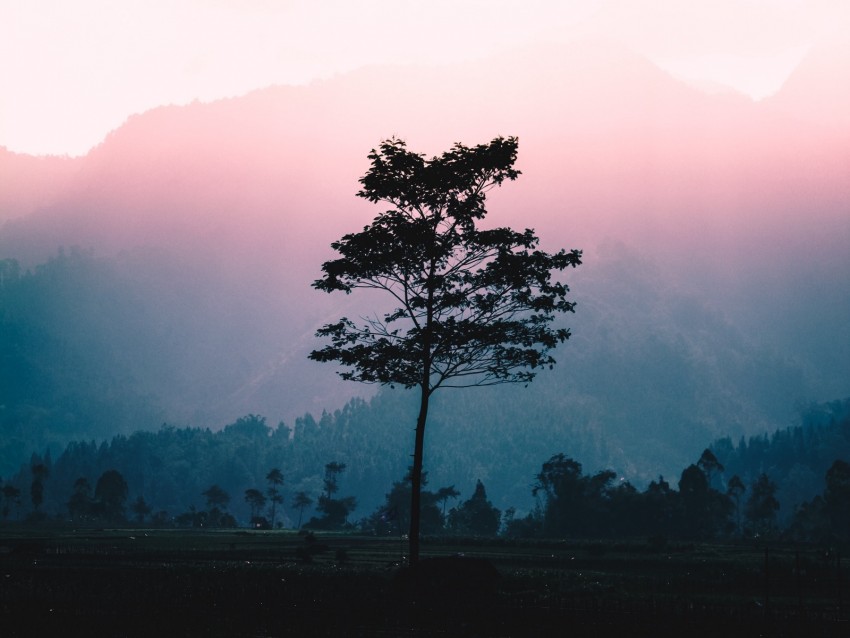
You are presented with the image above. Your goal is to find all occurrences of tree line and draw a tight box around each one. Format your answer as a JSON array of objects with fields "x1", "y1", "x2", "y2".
[
  {"x1": 2, "y1": 441, "x2": 847, "y2": 545},
  {"x1": 504, "y1": 450, "x2": 849, "y2": 543},
  {"x1": 2, "y1": 242, "x2": 826, "y2": 504}
]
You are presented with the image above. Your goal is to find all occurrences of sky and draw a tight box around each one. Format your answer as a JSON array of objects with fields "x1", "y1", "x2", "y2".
[{"x1": 1, "y1": 0, "x2": 847, "y2": 157}]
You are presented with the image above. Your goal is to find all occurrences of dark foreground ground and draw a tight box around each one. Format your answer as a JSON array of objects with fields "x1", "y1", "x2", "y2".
[{"x1": 0, "y1": 528, "x2": 846, "y2": 637}]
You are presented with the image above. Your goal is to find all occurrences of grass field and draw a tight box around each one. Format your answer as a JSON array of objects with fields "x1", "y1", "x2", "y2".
[{"x1": 0, "y1": 527, "x2": 846, "y2": 636}]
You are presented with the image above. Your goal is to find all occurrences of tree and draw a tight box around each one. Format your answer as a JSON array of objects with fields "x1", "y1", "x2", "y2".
[
  {"x1": 677, "y1": 464, "x2": 711, "y2": 539},
  {"x1": 448, "y1": 479, "x2": 501, "y2": 536},
  {"x1": 697, "y1": 449, "x2": 724, "y2": 488},
  {"x1": 642, "y1": 475, "x2": 676, "y2": 537},
  {"x1": 727, "y1": 474, "x2": 746, "y2": 536},
  {"x1": 68, "y1": 477, "x2": 92, "y2": 522},
  {"x1": 266, "y1": 468, "x2": 285, "y2": 528},
  {"x1": 30, "y1": 462, "x2": 49, "y2": 513},
  {"x1": 306, "y1": 462, "x2": 356, "y2": 530},
  {"x1": 677, "y1": 459, "x2": 732, "y2": 540},
  {"x1": 2, "y1": 483, "x2": 21, "y2": 520},
  {"x1": 532, "y1": 453, "x2": 585, "y2": 536},
  {"x1": 308, "y1": 495, "x2": 357, "y2": 530},
  {"x1": 789, "y1": 495, "x2": 829, "y2": 542},
  {"x1": 202, "y1": 484, "x2": 232, "y2": 528},
  {"x1": 322, "y1": 462, "x2": 346, "y2": 500},
  {"x1": 94, "y1": 469, "x2": 129, "y2": 522},
  {"x1": 365, "y1": 469, "x2": 445, "y2": 536},
  {"x1": 202, "y1": 484, "x2": 231, "y2": 510},
  {"x1": 131, "y1": 495, "x2": 152, "y2": 525},
  {"x1": 292, "y1": 491, "x2": 313, "y2": 528},
  {"x1": 310, "y1": 136, "x2": 581, "y2": 563},
  {"x1": 745, "y1": 473, "x2": 780, "y2": 537},
  {"x1": 823, "y1": 459, "x2": 850, "y2": 539},
  {"x1": 244, "y1": 488, "x2": 267, "y2": 526},
  {"x1": 435, "y1": 485, "x2": 460, "y2": 518}
]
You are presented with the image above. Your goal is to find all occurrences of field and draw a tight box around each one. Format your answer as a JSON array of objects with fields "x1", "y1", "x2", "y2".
[{"x1": 0, "y1": 527, "x2": 846, "y2": 637}]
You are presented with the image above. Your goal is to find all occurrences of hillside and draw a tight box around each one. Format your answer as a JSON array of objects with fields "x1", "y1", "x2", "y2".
[{"x1": 1, "y1": 41, "x2": 847, "y2": 482}]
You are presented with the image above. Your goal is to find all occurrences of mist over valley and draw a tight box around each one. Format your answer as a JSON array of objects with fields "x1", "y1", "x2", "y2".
[{"x1": 1, "y1": 41, "x2": 848, "y2": 519}]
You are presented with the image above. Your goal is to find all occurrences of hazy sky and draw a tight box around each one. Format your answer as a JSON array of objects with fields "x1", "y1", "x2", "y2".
[{"x1": 1, "y1": 0, "x2": 847, "y2": 156}]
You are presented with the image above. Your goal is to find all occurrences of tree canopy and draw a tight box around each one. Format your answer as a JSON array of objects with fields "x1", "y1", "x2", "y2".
[{"x1": 310, "y1": 136, "x2": 581, "y2": 391}]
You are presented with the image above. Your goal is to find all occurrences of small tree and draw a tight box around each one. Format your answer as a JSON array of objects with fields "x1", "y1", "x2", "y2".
[
  {"x1": 68, "y1": 477, "x2": 92, "y2": 522},
  {"x1": 322, "y1": 462, "x2": 346, "y2": 500},
  {"x1": 244, "y1": 488, "x2": 267, "y2": 526},
  {"x1": 30, "y1": 462, "x2": 49, "y2": 513},
  {"x1": 94, "y1": 470, "x2": 129, "y2": 523},
  {"x1": 306, "y1": 462, "x2": 356, "y2": 530},
  {"x1": 435, "y1": 485, "x2": 460, "y2": 518},
  {"x1": 310, "y1": 136, "x2": 581, "y2": 563},
  {"x1": 677, "y1": 464, "x2": 711, "y2": 539},
  {"x1": 824, "y1": 459, "x2": 850, "y2": 539},
  {"x1": 697, "y1": 449, "x2": 724, "y2": 488},
  {"x1": 533, "y1": 453, "x2": 585, "y2": 537},
  {"x1": 201, "y1": 485, "x2": 232, "y2": 528},
  {"x1": 266, "y1": 468, "x2": 285, "y2": 529},
  {"x1": 366, "y1": 469, "x2": 446, "y2": 536},
  {"x1": 745, "y1": 473, "x2": 780, "y2": 537},
  {"x1": 2, "y1": 483, "x2": 21, "y2": 520},
  {"x1": 448, "y1": 480, "x2": 501, "y2": 536},
  {"x1": 727, "y1": 474, "x2": 746, "y2": 536},
  {"x1": 131, "y1": 496, "x2": 152, "y2": 525},
  {"x1": 203, "y1": 484, "x2": 231, "y2": 511},
  {"x1": 292, "y1": 491, "x2": 313, "y2": 528}
]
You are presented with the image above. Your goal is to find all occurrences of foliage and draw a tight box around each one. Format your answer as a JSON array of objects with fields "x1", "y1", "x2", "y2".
[
  {"x1": 711, "y1": 398, "x2": 850, "y2": 520},
  {"x1": 94, "y1": 469, "x2": 129, "y2": 522},
  {"x1": 727, "y1": 474, "x2": 746, "y2": 536},
  {"x1": 447, "y1": 479, "x2": 501, "y2": 536},
  {"x1": 202, "y1": 484, "x2": 231, "y2": 510},
  {"x1": 310, "y1": 136, "x2": 581, "y2": 390},
  {"x1": 677, "y1": 463, "x2": 732, "y2": 539},
  {"x1": 2, "y1": 245, "x2": 833, "y2": 508},
  {"x1": 824, "y1": 459, "x2": 850, "y2": 536},
  {"x1": 310, "y1": 136, "x2": 580, "y2": 561},
  {"x1": 0, "y1": 251, "x2": 167, "y2": 476},
  {"x1": 67, "y1": 477, "x2": 92, "y2": 522},
  {"x1": 244, "y1": 488, "x2": 267, "y2": 526},
  {"x1": 5, "y1": 396, "x2": 848, "y2": 542},
  {"x1": 30, "y1": 460, "x2": 49, "y2": 511},
  {"x1": 790, "y1": 459, "x2": 850, "y2": 542},
  {"x1": 1, "y1": 482, "x2": 22, "y2": 520},
  {"x1": 292, "y1": 491, "x2": 313, "y2": 529},
  {"x1": 131, "y1": 495, "x2": 152, "y2": 524},
  {"x1": 265, "y1": 468, "x2": 284, "y2": 528},
  {"x1": 745, "y1": 473, "x2": 780, "y2": 537},
  {"x1": 305, "y1": 462, "x2": 356, "y2": 530},
  {"x1": 531, "y1": 452, "x2": 734, "y2": 540},
  {"x1": 362, "y1": 470, "x2": 446, "y2": 536}
]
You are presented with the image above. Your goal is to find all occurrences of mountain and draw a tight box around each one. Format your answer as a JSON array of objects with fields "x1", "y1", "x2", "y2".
[
  {"x1": 1, "y1": 41, "x2": 847, "y2": 482},
  {"x1": 0, "y1": 148, "x2": 80, "y2": 224}
]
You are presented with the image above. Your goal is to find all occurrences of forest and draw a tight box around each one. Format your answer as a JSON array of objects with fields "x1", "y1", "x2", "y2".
[
  {"x1": 2, "y1": 249, "x2": 849, "y2": 540},
  {"x1": 2, "y1": 396, "x2": 848, "y2": 545},
  {"x1": 0, "y1": 247, "x2": 830, "y2": 489},
  {"x1": 1, "y1": 198, "x2": 848, "y2": 547}
]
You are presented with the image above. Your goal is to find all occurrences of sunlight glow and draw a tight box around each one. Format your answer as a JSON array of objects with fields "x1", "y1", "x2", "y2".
[{"x1": 0, "y1": 0, "x2": 846, "y2": 156}]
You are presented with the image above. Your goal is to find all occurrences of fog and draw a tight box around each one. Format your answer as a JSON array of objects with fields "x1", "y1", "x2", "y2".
[{"x1": 1, "y1": 41, "x2": 848, "y2": 506}]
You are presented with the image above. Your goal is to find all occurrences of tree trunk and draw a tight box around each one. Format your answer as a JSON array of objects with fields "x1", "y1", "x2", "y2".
[{"x1": 409, "y1": 383, "x2": 430, "y2": 565}]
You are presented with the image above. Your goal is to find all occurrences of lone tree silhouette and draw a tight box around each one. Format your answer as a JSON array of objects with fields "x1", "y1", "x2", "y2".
[{"x1": 310, "y1": 136, "x2": 581, "y2": 564}]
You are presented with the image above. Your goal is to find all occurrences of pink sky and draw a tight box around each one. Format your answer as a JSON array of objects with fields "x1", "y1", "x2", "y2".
[{"x1": 1, "y1": 0, "x2": 847, "y2": 157}]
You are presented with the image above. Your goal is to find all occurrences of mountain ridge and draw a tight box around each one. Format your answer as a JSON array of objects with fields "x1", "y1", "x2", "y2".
[{"x1": 1, "y1": 40, "x2": 847, "y2": 481}]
